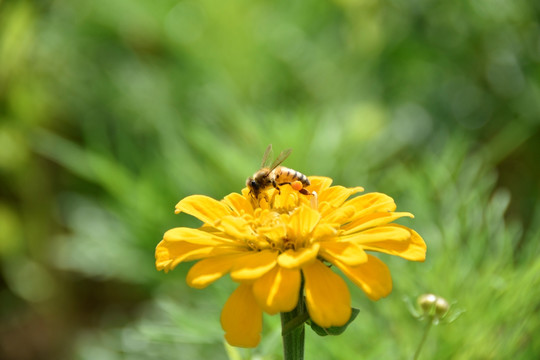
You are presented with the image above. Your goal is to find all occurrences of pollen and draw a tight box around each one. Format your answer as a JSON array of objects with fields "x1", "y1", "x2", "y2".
[{"x1": 291, "y1": 180, "x2": 303, "y2": 191}]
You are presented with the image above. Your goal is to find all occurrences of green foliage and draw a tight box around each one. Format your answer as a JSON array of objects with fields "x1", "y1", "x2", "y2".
[{"x1": 1, "y1": 0, "x2": 539, "y2": 359}]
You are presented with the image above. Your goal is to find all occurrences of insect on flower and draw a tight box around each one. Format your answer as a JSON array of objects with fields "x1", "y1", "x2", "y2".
[
  {"x1": 156, "y1": 146, "x2": 427, "y2": 348},
  {"x1": 246, "y1": 144, "x2": 311, "y2": 202}
]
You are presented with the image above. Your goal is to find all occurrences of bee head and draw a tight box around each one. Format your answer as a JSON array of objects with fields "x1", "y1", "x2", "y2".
[{"x1": 246, "y1": 177, "x2": 260, "y2": 197}]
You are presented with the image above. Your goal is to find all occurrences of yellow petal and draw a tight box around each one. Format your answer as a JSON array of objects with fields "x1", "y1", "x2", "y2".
[
  {"x1": 340, "y1": 225, "x2": 411, "y2": 243},
  {"x1": 186, "y1": 253, "x2": 247, "y2": 288},
  {"x1": 278, "y1": 243, "x2": 320, "y2": 269},
  {"x1": 306, "y1": 176, "x2": 333, "y2": 194},
  {"x1": 175, "y1": 195, "x2": 232, "y2": 225},
  {"x1": 222, "y1": 192, "x2": 254, "y2": 216},
  {"x1": 312, "y1": 223, "x2": 338, "y2": 240},
  {"x1": 318, "y1": 186, "x2": 364, "y2": 208},
  {"x1": 198, "y1": 224, "x2": 223, "y2": 233},
  {"x1": 271, "y1": 185, "x2": 299, "y2": 209},
  {"x1": 322, "y1": 205, "x2": 356, "y2": 224},
  {"x1": 257, "y1": 223, "x2": 287, "y2": 243},
  {"x1": 155, "y1": 240, "x2": 231, "y2": 272},
  {"x1": 319, "y1": 241, "x2": 368, "y2": 266},
  {"x1": 288, "y1": 205, "x2": 321, "y2": 238},
  {"x1": 221, "y1": 283, "x2": 262, "y2": 348},
  {"x1": 345, "y1": 192, "x2": 397, "y2": 218},
  {"x1": 218, "y1": 216, "x2": 256, "y2": 240},
  {"x1": 303, "y1": 260, "x2": 351, "y2": 327},
  {"x1": 333, "y1": 255, "x2": 392, "y2": 301},
  {"x1": 252, "y1": 266, "x2": 301, "y2": 314},
  {"x1": 230, "y1": 251, "x2": 278, "y2": 281},
  {"x1": 341, "y1": 212, "x2": 414, "y2": 235},
  {"x1": 163, "y1": 227, "x2": 232, "y2": 245},
  {"x1": 360, "y1": 224, "x2": 426, "y2": 261},
  {"x1": 155, "y1": 243, "x2": 174, "y2": 271}
]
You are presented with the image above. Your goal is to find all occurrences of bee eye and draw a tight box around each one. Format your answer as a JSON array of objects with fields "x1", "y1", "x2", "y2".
[{"x1": 250, "y1": 181, "x2": 258, "y2": 189}]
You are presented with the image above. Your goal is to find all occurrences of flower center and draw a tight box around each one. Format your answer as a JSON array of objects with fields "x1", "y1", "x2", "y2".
[
  {"x1": 243, "y1": 187, "x2": 319, "y2": 253},
  {"x1": 282, "y1": 237, "x2": 296, "y2": 251}
]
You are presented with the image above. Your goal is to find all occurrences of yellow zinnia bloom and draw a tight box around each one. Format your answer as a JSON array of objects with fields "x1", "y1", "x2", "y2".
[{"x1": 156, "y1": 177, "x2": 426, "y2": 347}]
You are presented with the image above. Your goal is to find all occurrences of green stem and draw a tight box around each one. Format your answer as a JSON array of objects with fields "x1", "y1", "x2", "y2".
[
  {"x1": 280, "y1": 280, "x2": 306, "y2": 360},
  {"x1": 412, "y1": 317, "x2": 433, "y2": 360}
]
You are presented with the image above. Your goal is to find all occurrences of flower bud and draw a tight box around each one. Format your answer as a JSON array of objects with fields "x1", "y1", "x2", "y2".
[
  {"x1": 434, "y1": 296, "x2": 449, "y2": 318},
  {"x1": 417, "y1": 293, "x2": 437, "y2": 313},
  {"x1": 417, "y1": 293, "x2": 449, "y2": 320}
]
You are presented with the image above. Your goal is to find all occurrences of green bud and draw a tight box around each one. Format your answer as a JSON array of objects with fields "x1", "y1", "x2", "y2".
[
  {"x1": 417, "y1": 293, "x2": 450, "y2": 321},
  {"x1": 417, "y1": 293, "x2": 437, "y2": 313},
  {"x1": 434, "y1": 296, "x2": 449, "y2": 318}
]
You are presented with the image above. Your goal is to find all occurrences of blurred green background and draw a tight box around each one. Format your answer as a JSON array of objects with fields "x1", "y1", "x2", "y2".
[{"x1": 1, "y1": 0, "x2": 540, "y2": 359}]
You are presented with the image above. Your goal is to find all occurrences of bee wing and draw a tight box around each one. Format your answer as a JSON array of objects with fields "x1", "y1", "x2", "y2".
[
  {"x1": 269, "y1": 148, "x2": 292, "y2": 171},
  {"x1": 260, "y1": 144, "x2": 274, "y2": 168}
]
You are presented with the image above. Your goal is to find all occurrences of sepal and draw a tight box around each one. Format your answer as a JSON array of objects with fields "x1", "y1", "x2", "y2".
[{"x1": 309, "y1": 307, "x2": 360, "y2": 336}]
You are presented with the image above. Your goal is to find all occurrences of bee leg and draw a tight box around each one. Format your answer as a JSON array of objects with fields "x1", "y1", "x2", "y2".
[
  {"x1": 277, "y1": 181, "x2": 292, "y2": 187},
  {"x1": 278, "y1": 181, "x2": 309, "y2": 195},
  {"x1": 272, "y1": 180, "x2": 281, "y2": 194}
]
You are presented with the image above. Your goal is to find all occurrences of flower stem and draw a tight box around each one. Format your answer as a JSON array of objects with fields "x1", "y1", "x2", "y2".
[
  {"x1": 412, "y1": 317, "x2": 433, "y2": 360},
  {"x1": 280, "y1": 281, "x2": 306, "y2": 360}
]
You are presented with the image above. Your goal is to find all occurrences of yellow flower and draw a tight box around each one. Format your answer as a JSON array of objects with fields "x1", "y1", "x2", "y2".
[{"x1": 156, "y1": 177, "x2": 426, "y2": 347}]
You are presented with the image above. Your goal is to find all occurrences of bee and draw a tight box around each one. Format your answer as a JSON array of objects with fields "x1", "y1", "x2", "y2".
[{"x1": 246, "y1": 144, "x2": 311, "y2": 201}]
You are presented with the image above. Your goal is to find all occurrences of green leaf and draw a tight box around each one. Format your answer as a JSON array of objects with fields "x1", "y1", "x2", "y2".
[{"x1": 309, "y1": 308, "x2": 360, "y2": 336}]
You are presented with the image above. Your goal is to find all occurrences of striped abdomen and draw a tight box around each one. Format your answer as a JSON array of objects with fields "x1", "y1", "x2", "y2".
[{"x1": 272, "y1": 166, "x2": 310, "y2": 187}]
